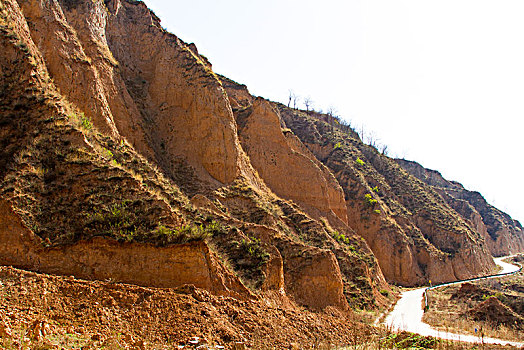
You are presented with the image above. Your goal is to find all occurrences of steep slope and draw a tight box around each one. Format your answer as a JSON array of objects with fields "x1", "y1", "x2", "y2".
[
  {"x1": 3, "y1": 0, "x2": 517, "y2": 328},
  {"x1": 19, "y1": 0, "x2": 241, "y2": 187},
  {"x1": 396, "y1": 159, "x2": 524, "y2": 256},
  {"x1": 273, "y1": 104, "x2": 496, "y2": 286},
  {"x1": 0, "y1": 0, "x2": 389, "y2": 313}
]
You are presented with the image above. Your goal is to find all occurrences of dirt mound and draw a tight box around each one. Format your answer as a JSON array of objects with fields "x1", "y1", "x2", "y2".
[
  {"x1": 466, "y1": 297, "x2": 523, "y2": 329},
  {"x1": 0, "y1": 266, "x2": 373, "y2": 349},
  {"x1": 450, "y1": 282, "x2": 491, "y2": 302}
]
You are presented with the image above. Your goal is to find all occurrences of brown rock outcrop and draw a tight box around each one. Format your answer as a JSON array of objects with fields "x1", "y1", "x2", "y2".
[
  {"x1": 18, "y1": 0, "x2": 242, "y2": 185},
  {"x1": 277, "y1": 105, "x2": 496, "y2": 286},
  {"x1": 104, "y1": 0, "x2": 242, "y2": 185},
  {"x1": 0, "y1": 0, "x2": 385, "y2": 311},
  {"x1": 0, "y1": 199, "x2": 251, "y2": 299},
  {"x1": 236, "y1": 98, "x2": 347, "y2": 223},
  {"x1": 244, "y1": 224, "x2": 349, "y2": 310}
]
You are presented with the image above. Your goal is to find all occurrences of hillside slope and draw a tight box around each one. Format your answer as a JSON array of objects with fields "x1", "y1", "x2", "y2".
[
  {"x1": 0, "y1": 0, "x2": 389, "y2": 313},
  {"x1": 269, "y1": 103, "x2": 497, "y2": 285},
  {"x1": 396, "y1": 159, "x2": 524, "y2": 256},
  {"x1": 0, "y1": 0, "x2": 518, "y2": 333}
]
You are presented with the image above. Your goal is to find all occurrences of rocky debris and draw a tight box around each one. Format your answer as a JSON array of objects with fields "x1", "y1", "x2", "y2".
[
  {"x1": 0, "y1": 320, "x2": 12, "y2": 338},
  {"x1": 466, "y1": 296, "x2": 524, "y2": 329},
  {"x1": 177, "y1": 336, "x2": 227, "y2": 349},
  {"x1": 231, "y1": 343, "x2": 246, "y2": 350},
  {"x1": 0, "y1": 265, "x2": 371, "y2": 349},
  {"x1": 29, "y1": 320, "x2": 50, "y2": 341}
]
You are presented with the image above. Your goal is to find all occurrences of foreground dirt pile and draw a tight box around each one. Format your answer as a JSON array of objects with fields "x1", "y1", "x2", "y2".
[
  {"x1": 466, "y1": 296, "x2": 523, "y2": 329},
  {"x1": 0, "y1": 266, "x2": 373, "y2": 349}
]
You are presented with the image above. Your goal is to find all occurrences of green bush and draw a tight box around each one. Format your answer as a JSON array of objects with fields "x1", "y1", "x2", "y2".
[
  {"x1": 80, "y1": 114, "x2": 93, "y2": 130},
  {"x1": 238, "y1": 237, "x2": 270, "y2": 263},
  {"x1": 332, "y1": 231, "x2": 350, "y2": 244},
  {"x1": 364, "y1": 193, "x2": 378, "y2": 207}
]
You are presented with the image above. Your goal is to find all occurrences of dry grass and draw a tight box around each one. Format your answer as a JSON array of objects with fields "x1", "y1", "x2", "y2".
[
  {"x1": 423, "y1": 284, "x2": 523, "y2": 342},
  {"x1": 337, "y1": 325, "x2": 513, "y2": 350}
]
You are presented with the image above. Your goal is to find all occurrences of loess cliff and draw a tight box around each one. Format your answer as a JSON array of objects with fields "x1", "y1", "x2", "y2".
[
  {"x1": 396, "y1": 159, "x2": 524, "y2": 257},
  {"x1": 0, "y1": 0, "x2": 387, "y2": 314},
  {"x1": 0, "y1": 0, "x2": 521, "y2": 347}
]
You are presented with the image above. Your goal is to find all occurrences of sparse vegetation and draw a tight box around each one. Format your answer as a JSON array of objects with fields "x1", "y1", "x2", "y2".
[
  {"x1": 333, "y1": 230, "x2": 351, "y2": 244},
  {"x1": 238, "y1": 237, "x2": 269, "y2": 262},
  {"x1": 423, "y1": 270, "x2": 524, "y2": 343},
  {"x1": 364, "y1": 193, "x2": 378, "y2": 208},
  {"x1": 80, "y1": 113, "x2": 93, "y2": 130}
]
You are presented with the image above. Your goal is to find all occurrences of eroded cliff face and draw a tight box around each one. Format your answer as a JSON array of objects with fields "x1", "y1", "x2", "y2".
[
  {"x1": 396, "y1": 159, "x2": 524, "y2": 256},
  {"x1": 235, "y1": 98, "x2": 348, "y2": 224},
  {"x1": 276, "y1": 105, "x2": 496, "y2": 286},
  {"x1": 0, "y1": 0, "x2": 389, "y2": 312},
  {"x1": 3, "y1": 0, "x2": 518, "y2": 319},
  {"x1": 18, "y1": 0, "x2": 242, "y2": 186}
]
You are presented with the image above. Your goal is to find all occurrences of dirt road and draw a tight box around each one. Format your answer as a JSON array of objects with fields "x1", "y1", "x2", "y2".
[{"x1": 383, "y1": 256, "x2": 523, "y2": 347}]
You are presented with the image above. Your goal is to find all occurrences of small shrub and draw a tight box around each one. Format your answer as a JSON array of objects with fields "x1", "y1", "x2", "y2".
[
  {"x1": 333, "y1": 231, "x2": 350, "y2": 244},
  {"x1": 355, "y1": 157, "x2": 365, "y2": 166},
  {"x1": 204, "y1": 220, "x2": 227, "y2": 236},
  {"x1": 334, "y1": 142, "x2": 343, "y2": 150},
  {"x1": 364, "y1": 193, "x2": 378, "y2": 207},
  {"x1": 80, "y1": 114, "x2": 93, "y2": 130},
  {"x1": 239, "y1": 237, "x2": 269, "y2": 262}
]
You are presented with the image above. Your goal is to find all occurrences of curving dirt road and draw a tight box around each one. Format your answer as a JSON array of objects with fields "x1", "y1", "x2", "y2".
[{"x1": 383, "y1": 256, "x2": 523, "y2": 347}]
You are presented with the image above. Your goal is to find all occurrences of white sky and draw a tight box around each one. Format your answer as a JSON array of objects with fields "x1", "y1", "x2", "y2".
[{"x1": 144, "y1": 0, "x2": 524, "y2": 224}]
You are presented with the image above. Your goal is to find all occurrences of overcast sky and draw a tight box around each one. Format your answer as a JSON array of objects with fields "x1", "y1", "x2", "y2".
[{"x1": 145, "y1": 0, "x2": 524, "y2": 224}]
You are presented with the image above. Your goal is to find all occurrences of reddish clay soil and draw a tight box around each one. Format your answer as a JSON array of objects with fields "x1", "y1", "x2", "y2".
[{"x1": 0, "y1": 266, "x2": 373, "y2": 349}]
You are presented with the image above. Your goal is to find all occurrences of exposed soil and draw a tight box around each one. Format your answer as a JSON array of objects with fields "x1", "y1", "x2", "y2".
[
  {"x1": 0, "y1": 265, "x2": 376, "y2": 349},
  {"x1": 423, "y1": 257, "x2": 524, "y2": 343}
]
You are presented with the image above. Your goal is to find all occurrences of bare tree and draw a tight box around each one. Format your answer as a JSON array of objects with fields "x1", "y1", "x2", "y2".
[
  {"x1": 327, "y1": 106, "x2": 338, "y2": 118},
  {"x1": 292, "y1": 94, "x2": 300, "y2": 109},
  {"x1": 288, "y1": 90, "x2": 294, "y2": 108},
  {"x1": 304, "y1": 96, "x2": 313, "y2": 115},
  {"x1": 357, "y1": 124, "x2": 366, "y2": 142},
  {"x1": 381, "y1": 144, "x2": 389, "y2": 156},
  {"x1": 366, "y1": 131, "x2": 378, "y2": 150},
  {"x1": 326, "y1": 106, "x2": 338, "y2": 127}
]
